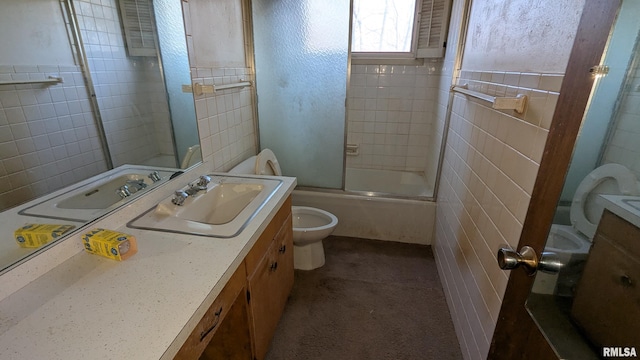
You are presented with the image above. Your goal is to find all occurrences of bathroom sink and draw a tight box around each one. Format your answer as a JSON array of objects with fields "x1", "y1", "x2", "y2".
[
  {"x1": 19, "y1": 165, "x2": 177, "y2": 222},
  {"x1": 127, "y1": 175, "x2": 282, "y2": 238}
]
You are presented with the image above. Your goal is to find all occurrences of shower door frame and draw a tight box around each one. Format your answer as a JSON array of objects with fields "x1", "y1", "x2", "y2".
[{"x1": 248, "y1": 0, "x2": 457, "y2": 202}]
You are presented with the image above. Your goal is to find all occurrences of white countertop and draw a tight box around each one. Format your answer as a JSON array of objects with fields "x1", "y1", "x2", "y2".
[{"x1": 0, "y1": 167, "x2": 296, "y2": 360}]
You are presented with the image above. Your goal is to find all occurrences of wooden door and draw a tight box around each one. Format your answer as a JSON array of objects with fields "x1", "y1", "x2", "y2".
[{"x1": 488, "y1": 0, "x2": 623, "y2": 358}]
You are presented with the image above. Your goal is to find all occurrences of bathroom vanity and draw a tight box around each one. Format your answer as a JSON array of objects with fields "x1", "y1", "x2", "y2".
[
  {"x1": 0, "y1": 166, "x2": 297, "y2": 360},
  {"x1": 174, "y1": 197, "x2": 293, "y2": 360}
]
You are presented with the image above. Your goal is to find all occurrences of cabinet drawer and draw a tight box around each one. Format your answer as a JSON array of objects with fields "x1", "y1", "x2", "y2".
[{"x1": 174, "y1": 264, "x2": 246, "y2": 360}]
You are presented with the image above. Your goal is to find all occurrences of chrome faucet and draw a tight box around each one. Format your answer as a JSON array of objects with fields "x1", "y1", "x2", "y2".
[
  {"x1": 172, "y1": 175, "x2": 212, "y2": 206},
  {"x1": 172, "y1": 190, "x2": 189, "y2": 206},
  {"x1": 188, "y1": 175, "x2": 212, "y2": 193}
]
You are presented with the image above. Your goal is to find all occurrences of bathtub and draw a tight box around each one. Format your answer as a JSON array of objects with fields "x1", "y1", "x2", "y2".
[
  {"x1": 292, "y1": 189, "x2": 435, "y2": 245},
  {"x1": 345, "y1": 168, "x2": 433, "y2": 197}
]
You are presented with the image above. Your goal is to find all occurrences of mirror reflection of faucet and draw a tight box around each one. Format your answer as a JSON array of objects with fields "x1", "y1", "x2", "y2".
[
  {"x1": 126, "y1": 179, "x2": 148, "y2": 191},
  {"x1": 148, "y1": 171, "x2": 162, "y2": 183},
  {"x1": 116, "y1": 185, "x2": 132, "y2": 199},
  {"x1": 116, "y1": 179, "x2": 148, "y2": 199}
]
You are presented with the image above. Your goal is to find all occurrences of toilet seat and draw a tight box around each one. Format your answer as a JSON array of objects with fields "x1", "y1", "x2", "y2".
[
  {"x1": 570, "y1": 163, "x2": 639, "y2": 239},
  {"x1": 255, "y1": 149, "x2": 282, "y2": 176}
]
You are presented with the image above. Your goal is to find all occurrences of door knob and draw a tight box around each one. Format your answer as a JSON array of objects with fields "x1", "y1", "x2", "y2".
[{"x1": 497, "y1": 246, "x2": 562, "y2": 276}]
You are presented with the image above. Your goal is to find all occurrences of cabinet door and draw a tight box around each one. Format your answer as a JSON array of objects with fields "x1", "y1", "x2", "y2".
[
  {"x1": 247, "y1": 243, "x2": 282, "y2": 360},
  {"x1": 201, "y1": 287, "x2": 252, "y2": 360},
  {"x1": 174, "y1": 264, "x2": 246, "y2": 360},
  {"x1": 274, "y1": 213, "x2": 294, "y2": 307},
  {"x1": 571, "y1": 211, "x2": 640, "y2": 348}
]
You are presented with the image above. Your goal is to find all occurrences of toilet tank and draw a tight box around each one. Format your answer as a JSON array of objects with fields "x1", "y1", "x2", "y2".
[{"x1": 229, "y1": 156, "x2": 257, "y2": 174}]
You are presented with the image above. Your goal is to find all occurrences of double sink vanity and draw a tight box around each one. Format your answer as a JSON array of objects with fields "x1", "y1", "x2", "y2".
[{"x1": 0, "y1": 163, "x2": 297, "y2": 359}]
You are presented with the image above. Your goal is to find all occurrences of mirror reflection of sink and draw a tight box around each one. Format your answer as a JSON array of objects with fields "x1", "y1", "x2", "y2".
[
  {"x1": 128, "y1": 175, "x2": 282, "y2": 238},
  {"x1": 56, "y1": 175, "x2": 153, "y2": 210},
  {"x1": 597, "y1": 195, "x2": 640, "y2": 229},
  {"x1": 622, "y1": 199, "x2": 640, "y2": 212},
  {"x1": 19, "y1": 165, "x2": 178, "y2": 222}
]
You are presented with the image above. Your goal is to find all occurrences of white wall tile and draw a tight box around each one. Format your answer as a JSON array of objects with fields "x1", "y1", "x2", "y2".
[{"x1": 347, "y1": 61, "x2": 442, "y2": 173}]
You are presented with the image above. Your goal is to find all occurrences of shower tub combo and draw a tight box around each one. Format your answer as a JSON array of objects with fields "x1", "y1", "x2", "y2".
[{"x1": 293, "y1": 188, "x2": 435, "y2": 245}]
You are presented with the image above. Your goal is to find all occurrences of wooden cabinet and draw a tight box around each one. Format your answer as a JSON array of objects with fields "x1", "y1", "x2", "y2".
[
  {"x1": 571, "y1": 210, "x2": 640, "y2": 349},
  {"x1": 173, "y1": 196, "x2": 293, "y2": 360},
  {"x1": 246, "y1": 197, "x2": 293, "y2": 360},
  {"x1": 174, "y1": 263, "x2": 249, "y2": 360}
]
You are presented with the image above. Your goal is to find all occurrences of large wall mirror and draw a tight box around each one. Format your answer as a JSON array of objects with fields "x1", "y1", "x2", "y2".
[{"x1": 0, "y1": 0, "x2": 199, "y2": 272}]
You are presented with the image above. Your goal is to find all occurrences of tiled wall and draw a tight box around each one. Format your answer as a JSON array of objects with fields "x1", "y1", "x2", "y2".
[
  {"x1": 190, "y1": 67, "x2": 256, "y2": 170},
  {"x1": 602, "y1": 53, "x2": 640, "y2": 177},
  {"x1": 430, "y1": 0, "x2": 588, "y2": 357},
  {"x1": 183, "y1": 0, "x2": 257, "y2": 171},
  {"x1": 435, "y1": 69, "x2": 561, "y2": 358},
  {"x1": 0, "y1": 65, "x2": 108, "y2": 210},
  {"x1": 74, "y1": 0, "x2": 175, "y2": 168},
  {"x1": 346, "y1": 63, "x2": 441, "y2": 172}
]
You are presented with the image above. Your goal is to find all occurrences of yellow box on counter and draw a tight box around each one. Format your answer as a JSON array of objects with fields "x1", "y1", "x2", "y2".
[
  {"x1": 14, "y1": 224, "x2": 76, "y2": 248},
  {"x1": 82, "y1": 228, "x2": 138, "y2": 261}
]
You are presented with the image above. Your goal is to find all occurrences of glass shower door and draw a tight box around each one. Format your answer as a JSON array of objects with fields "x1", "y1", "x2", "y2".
[
  {"x1": 252, "y1": 0, "x2": 350, "y2": 188},
  {"x1": 154, "y1": 0, "x2": 198, "y2": 167}
]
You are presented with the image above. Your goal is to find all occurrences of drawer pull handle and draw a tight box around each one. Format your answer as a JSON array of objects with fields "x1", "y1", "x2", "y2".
[
  {"x1": 200, "y1": 306, "x2": 223, "y2": 341},
  {"x1": 270, "y1": 261, "x2": 278, "y2": 271},
  {"x1": 620, "y1": 275, "x2": 633, "y2": 287},
  {"x1": 279, "y1": 245, "x2": 286, "y2": 254}
]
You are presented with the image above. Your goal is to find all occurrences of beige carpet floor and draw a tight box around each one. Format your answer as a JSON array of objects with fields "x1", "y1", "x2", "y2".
[{"x1": 265, "y1": 236, "x2": 462, "y2": 360}]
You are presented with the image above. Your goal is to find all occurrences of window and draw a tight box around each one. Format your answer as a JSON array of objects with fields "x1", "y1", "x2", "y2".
[
  {"x1": 351, "y1": 0, "x2": 451, "y2": 60},
  {"x1": 352, "y1": 0, "x2": 418, "y2": 54}
]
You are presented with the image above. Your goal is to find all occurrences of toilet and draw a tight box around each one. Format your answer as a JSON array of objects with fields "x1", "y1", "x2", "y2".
[
  {"x1": 229, "y1": 149, "x2": 338, "y2": 270},
  {"x1": 535, "y1": 163, "x2": 639, "y2": 296}
]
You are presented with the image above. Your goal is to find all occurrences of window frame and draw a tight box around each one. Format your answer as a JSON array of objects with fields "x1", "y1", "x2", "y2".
[{"x1": 350, "y1": 0, "x2": 423, "y2": 61}]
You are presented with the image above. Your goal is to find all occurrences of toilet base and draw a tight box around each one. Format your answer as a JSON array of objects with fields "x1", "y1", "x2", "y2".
[{"x1": 293, "y1": 241, "x2": 325, "y2": 270}]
